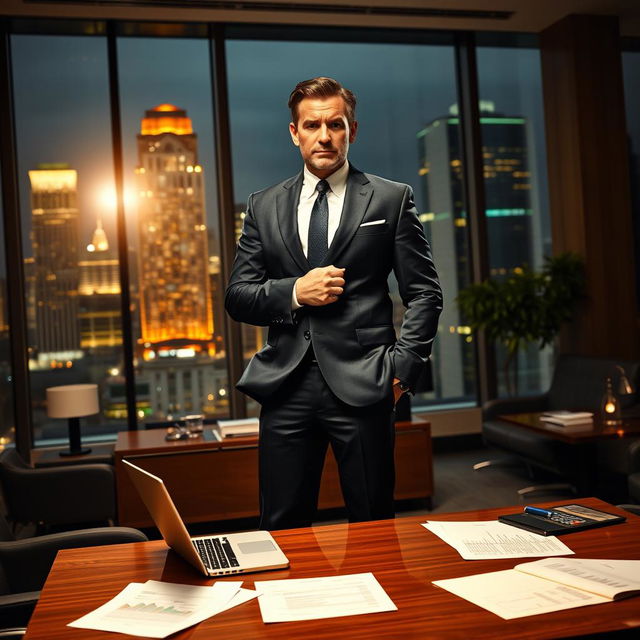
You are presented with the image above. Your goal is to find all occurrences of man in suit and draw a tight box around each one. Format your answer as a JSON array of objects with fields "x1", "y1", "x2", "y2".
[{"x1": 225, "y1": 77, "x2": 442, "y2": 530}]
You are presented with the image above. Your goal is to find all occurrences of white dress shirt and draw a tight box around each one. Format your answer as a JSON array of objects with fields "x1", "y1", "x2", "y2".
[{"x1": 292, "y1": 161, "x2": 349, "y2": 308}]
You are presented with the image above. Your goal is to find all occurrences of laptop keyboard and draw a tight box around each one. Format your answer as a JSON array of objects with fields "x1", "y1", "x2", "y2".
[{"x1": 193, "y1": 537, "x2": 240, "y2": 571}]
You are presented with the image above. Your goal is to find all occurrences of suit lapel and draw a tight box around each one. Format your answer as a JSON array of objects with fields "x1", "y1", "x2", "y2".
[
  {"x1": 276, "y1": 172, "x2": 308, "y2": 273},
  {"x1": 325, "y1": 166, "x2": 373, "y2": 266}
]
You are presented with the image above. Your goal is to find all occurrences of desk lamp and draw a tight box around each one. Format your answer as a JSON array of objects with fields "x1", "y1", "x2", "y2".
[
  {"x1": 46, "y1": 384, "x2": 99, "y2": 456},
  {"x1": 601, "y1": 366, "x2": 635, "y2": 425}
]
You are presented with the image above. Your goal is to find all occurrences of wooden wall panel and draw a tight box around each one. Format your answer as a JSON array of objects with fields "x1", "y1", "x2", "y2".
[{"x1": 541, "y1": 14, "x2": 639, "y2": 358}]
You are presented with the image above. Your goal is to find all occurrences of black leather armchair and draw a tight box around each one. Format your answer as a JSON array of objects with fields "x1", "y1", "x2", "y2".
[
  {"x1": 623, "y1": 440, "x2": 640, "y2": 511},
  {"x1": 0, "y1": 449, "x2": 116, "y2": 530},
  {"x1": 0, "y1": 513, "x2": 147, "y2": 632},
  {"x1": 475, "y1": 355, "x2": 640, "y2": 497}
]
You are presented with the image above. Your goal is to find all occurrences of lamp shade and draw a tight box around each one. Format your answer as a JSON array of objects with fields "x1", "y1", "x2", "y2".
[{"x1": 46, "y1": 384, "x2": 99, "y2": 419}]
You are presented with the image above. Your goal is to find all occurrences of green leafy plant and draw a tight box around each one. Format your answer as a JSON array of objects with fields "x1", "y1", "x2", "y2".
[{"x1": 457, "y1": 252, "x2": 586, "y2": 395}]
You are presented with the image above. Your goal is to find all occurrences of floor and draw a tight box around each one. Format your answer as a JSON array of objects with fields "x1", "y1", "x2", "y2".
[
  {"x1": 302, "y1": 442, "x2": 580, "y2": 530},
  {"x1": 403, "y1": 445, "x2": 575, "y2": 517}
]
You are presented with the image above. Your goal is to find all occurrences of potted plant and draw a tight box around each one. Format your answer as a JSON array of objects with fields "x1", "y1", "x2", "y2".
[{"x1": 457, "y1": 252, "x2": 586, "y2": 395}]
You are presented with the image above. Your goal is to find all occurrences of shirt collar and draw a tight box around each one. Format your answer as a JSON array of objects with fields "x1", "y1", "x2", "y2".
[{"x1": 301, "y1": 160, "x2": 349, "y2": 199}]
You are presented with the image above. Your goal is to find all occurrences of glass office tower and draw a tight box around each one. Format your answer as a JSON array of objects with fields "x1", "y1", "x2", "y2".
[
  {"x1": 419, "y1": 103, "x2": 539, "y2": 400},
  {"x1": 133, "y1": 104, "x2": 219, "y2": 420},
  {"x1": 29, "y1": 165, "x2": 82, "y2": 366}
]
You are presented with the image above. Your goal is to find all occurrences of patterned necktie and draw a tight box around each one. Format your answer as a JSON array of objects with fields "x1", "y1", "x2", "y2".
[{"x1": 307, "y1": 179, "x2": 329, "y2": 268}]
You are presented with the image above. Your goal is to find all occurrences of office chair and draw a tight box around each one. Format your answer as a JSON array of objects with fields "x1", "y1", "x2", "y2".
[
  {"x1": 0, "y1": 513, "x2": 147, "y2": 633},
  {"x1": 619, "y1": 467, "x2": 640, "y2": 515},
  {"x1": 0, "y1": 449, "x2": 116, "y2": 532},
  {"x1": 474, "y1": 355, "x2": 640, "y2": 497}
]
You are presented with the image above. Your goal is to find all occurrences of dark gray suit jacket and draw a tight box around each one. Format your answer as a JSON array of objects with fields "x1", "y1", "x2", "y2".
[{"x1": 225, "y1": 165, "x2": 442, "y2": 407}]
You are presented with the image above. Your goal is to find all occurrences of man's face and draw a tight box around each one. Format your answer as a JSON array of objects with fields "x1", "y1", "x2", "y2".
[{"x1": 289, "y1": 95, "x2": 358, "y2": 179}]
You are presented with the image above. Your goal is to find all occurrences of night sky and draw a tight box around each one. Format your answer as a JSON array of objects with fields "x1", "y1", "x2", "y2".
[{"x1": 2, "y1": 33, "x2": 639, "y2": 277}]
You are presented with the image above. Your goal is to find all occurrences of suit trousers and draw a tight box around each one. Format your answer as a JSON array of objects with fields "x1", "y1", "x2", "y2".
[{"x1": 258, "y1": 356, "x2": 396, "y2": 531}]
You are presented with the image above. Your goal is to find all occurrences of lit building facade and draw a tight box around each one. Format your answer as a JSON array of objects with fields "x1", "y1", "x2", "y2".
[
  {"x1": 78, "y1": 218, "x2": 122, "y2": 351},
  {"x1": 418, "y1": 104, "x2": 540, "y2": 400},
  {"x1": 135, "y1": 104, "x2": 213, "y2": 346},
  {"x1": 134, "y1": 104, "x2": 220, "y2": 419},
  {"x1": 28, "y1": 164, "x2": 82, "y2": 366}
]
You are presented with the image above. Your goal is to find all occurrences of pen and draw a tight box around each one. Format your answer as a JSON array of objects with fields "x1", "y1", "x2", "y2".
[{"x1": 524, "y1": 506, "x2": 554, "y2": 518}]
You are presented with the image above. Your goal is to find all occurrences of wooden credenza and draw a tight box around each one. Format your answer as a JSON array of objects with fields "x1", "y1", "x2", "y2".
[{"x1": 114, "y1": 418, "x2": 432, "y2": 527}]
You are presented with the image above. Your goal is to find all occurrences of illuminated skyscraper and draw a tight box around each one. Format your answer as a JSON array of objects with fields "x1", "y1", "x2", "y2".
[
  {"x1": 135, "y1": 104, "x2": 213, "y2": 347},
  {"x1": 418, "y1": 104, "x2": 539, "y2": 399},
  {"x1": 29, "y1": 164, "x2": 81, "y2": 362},
  {"x1": 135, "y1": 105, "x2": 221, "y2": 420},
  {"x1": 78, "y1": 218, "x2": 122, "y2": 351}
]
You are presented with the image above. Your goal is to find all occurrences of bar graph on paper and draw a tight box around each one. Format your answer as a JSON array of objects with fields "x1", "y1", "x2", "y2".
[{"x1": 111, "y1": 600, "x2": 193, "y2": 621}]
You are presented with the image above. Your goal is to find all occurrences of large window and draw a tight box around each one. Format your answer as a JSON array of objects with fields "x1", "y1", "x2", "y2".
[
  {"x1": 117, "y1": 35, "x2": 227, "y2": 424},
  {"x1": 11, "y1": 34, "x2": 124, "y2": 443},
  {"x1": 2, "y1": 20, "x2": 559, "y2": 447},
  {"x1": 0, "y1": 188, "x2": 14, "y2": 449},
  {"x1": 226, "y1": 36, "x2": 468, "y2": 411},
  {"x1": 476, "y1": 45, "x2": 553, "y2": 397}
]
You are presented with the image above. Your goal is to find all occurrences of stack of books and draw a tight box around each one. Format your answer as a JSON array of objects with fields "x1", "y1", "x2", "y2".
[
  {"x1": 215, "y1": 417, "x2": 260, "y2": 439},
  {"x1": 539, "y1": 410, "x2": 594, "y2": 431}
]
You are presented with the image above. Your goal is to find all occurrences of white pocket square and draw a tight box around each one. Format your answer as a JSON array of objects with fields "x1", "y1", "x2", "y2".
[{"x1": 359, "y1": 219, "x2": 386, "y2": 227}]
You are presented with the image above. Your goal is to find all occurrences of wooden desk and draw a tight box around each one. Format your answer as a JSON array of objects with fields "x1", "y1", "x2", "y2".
[
  {"x1": 32, "y1": 442, "x2": 115, "y2": 467},
  {"x1": 115, "y1": 418, "x2": 433, "y2": 527},
  {"x1": 24, "y1": 498, "x2": 640, "y2": 639}
]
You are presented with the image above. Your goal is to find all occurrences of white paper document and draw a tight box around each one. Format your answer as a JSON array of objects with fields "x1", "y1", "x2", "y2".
[
  {"x1": 434, "y1": 568, "x2": 609, "y2": 619},
  {"x1": 255, "y1": 572, "x2": 397, "y2": 623},
  {"x1": 515, "y1": 558, "x2": 640, "y2": 600},
  {"x1": 68, "y1": 580, "x2": 257, "y2": 638},
  {"x1": 433, "y1": 558, "x2": 640, "y2": 620},
  {"x1": 423, "y1": 520, "x2": 574, "y2": 560}
]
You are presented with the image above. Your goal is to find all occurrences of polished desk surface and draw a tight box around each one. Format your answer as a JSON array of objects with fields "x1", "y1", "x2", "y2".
[
  {"x1": 24, "y1": 498, "x2": 640, "y2": 639},
  {"x1": 31, "y1": 442, "x2": 115, "y2": 467},
  {"x1": 498, "y1": 412, "x2": 640, "y2": 443},
  {"x1": 115, "y1": 417, "x2": 429, "y2": 454}
]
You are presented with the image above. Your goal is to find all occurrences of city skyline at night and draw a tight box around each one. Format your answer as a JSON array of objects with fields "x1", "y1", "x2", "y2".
[
  {"x1": 24, "y1": 103, "x2": 228, "y2": 425},
  {"x1": 4, "y1": 35, "x2": 560, "y2": 438}
]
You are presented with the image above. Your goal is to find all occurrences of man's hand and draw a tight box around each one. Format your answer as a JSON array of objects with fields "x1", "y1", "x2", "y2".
[
  {"x1": 295, "y1": 266, "x2": 345, "y2": 306},
  {"x1": 393, "y1": 378, "x2": 405, "y2": 405}
]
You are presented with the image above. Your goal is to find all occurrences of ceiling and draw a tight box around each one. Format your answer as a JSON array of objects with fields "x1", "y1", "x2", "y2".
[{"x1": 2, "y1": 0, "x2": 640, "y2": 37}]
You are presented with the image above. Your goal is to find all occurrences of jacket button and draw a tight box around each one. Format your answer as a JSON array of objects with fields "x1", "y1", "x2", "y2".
[{"x1": 304, "y1": 331, "x2": 311, "y2": 340}]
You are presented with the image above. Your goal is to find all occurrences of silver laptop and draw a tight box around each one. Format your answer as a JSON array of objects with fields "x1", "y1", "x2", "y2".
[{"x1": 123, "y1": 459, "x2": 289, "y2": 576}]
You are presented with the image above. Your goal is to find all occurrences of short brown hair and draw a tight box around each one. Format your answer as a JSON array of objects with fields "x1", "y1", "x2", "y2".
[{"x1": 288, "y1": 77, "x2": 357, "y2": 125}]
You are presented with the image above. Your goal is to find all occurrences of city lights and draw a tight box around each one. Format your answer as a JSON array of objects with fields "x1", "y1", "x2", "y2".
[
  {"x1": 25, "y1": 104, "x2": 234, "y2": 423},
  {"x1": 97, "y1": 184, "x2": 134, "y2": 212}
]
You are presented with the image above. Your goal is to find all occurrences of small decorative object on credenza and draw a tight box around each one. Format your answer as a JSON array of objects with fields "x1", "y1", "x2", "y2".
[
  {"x1": 601, "y1": 377, "x2": 621, "y2": 425},
  {"x1": 46, "y1": 383, "x2": 99, "y2": 456},
  {"x1": 600, "y1": 365, "x2": 635, "y2": 426},
  {"x1": 184, "y1": 414, "x2": 204, "y2": 436}
]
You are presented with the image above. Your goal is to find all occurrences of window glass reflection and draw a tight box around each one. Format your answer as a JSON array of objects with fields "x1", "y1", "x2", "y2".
[
  {"x1": 622, "y1": 51, "x2": 640, "y2": 310},
  {"x1": 476, "y1": 46, "x2": 553, "y2": 397},
  {"x1": 11, "y1": 34, "x2": 124, "y2": 444},
  {"x1": 0, "y1": 180, "x2": 14, "y2": 449},
  {"x1": 117, "y1": 37, "x2": 228, "y2": 423}
]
